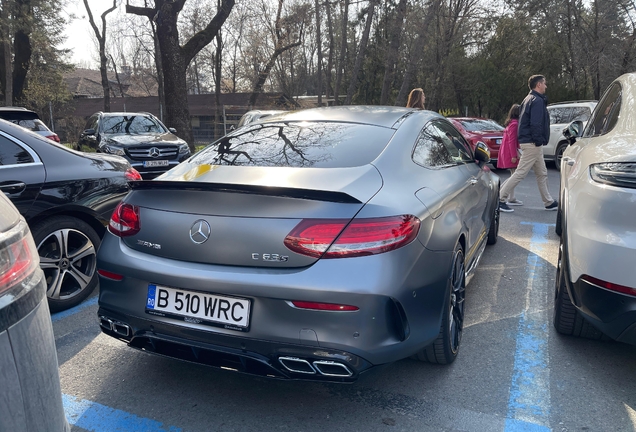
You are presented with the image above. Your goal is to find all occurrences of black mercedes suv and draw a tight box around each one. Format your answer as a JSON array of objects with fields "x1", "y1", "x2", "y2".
[{"x1": 79, "y1": 112, "x2": 192, "y2": 179}]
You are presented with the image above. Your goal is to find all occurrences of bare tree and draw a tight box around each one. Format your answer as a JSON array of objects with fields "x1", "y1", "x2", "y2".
[
  {"x1": 333, "y1": 0, "x2": 349, "y2": 104},
  {"x1": 84, "y1": 0, "x2": 118, "y2": 112},
  {"x1": 0, "y1": 2, "x2": 12, "y2": 105},
  {"x1": 126, "y1": 0, "x2": 235, "y2": 150},
  {"x1": 345, "y1": 0, "x2": 378, "y2": 104},
  {"x1": 248, "y1": 0, "x2": 306, "y2": 106},
  {"x1": 315, "y1": 0, "x2": 323, "y2": 105},
  {"x1": 379, "y1": 0, "x2": 407, "y2": 105}
]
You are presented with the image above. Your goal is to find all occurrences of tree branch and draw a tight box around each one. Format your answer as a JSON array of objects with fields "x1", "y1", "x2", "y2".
[
  {"x1": 182, "y1": 0, "x2": 235, "y2": 65},
  {"x1": 125, "y1": 4, "x2": 156, "y2": 19}
]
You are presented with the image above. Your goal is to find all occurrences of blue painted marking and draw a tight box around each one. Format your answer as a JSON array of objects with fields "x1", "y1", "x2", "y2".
[
  {"x1": 63, "y1": 394, "x2": 181, "y2": 432},
  {"x1": 504, "y1": 222, "x2": 555, "y2": 432},
  {"x1": 51, "y1": 297, "x2": 98, "y2": 323}
]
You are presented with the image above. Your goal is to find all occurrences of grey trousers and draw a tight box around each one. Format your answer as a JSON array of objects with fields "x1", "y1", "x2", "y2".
[{"x1": 500, "y1": 143, "x2": 554, "y2": 206}]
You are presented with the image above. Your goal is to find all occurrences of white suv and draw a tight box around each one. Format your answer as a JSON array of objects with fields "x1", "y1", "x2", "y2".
[{"x1": 543, "y1": 100, "x2": 597, "y2": 170}]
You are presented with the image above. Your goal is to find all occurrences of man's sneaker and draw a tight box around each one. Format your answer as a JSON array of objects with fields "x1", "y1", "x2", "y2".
[
  {"x1": 545, "y1": 200, "x2": 558, "y2": 211},
  {"x1": 507, "y1": 199, "x2": 524, "y2": 206},
  {"x1": 499, "y1": 202, "x2": 514, "y2": 213}
]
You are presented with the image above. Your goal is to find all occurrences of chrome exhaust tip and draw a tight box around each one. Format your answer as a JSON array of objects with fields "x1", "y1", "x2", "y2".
[
  {"x1": 98, "y1": 316, "x2": 131, "y2": 337},
  {"x1": 112, "y1": 322, "x2": 131, "y2": 337},
  {"x1": 278, "y1": 357, "x2": 316, "y2": 374},
  {"x1": 99, "y1": 316, "x2": 113, "y2": 331},
  {"x1": 313, "y1": 360, "x2": 353, "y2": 377}
]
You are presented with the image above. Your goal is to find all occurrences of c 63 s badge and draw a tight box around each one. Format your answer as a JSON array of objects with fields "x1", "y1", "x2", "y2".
[{"x1": 252, "y1": 253, "x2": 289, "y2": 262}]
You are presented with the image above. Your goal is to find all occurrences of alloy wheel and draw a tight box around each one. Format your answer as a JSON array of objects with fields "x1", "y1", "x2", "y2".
[{"x1": 449, "y1": 250, "x2": 466, "y2": 353}]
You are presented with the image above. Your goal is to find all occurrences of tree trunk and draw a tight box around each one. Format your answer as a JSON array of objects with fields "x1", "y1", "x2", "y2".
[
  {"x1": 333, "y1": 0, "x2": 349, "y2": 105},
  {"x1": 127, "y1": 0, "x2": 235, "y2": 151},
  {"x1": 325, "y1": 0, "x2": 335, "y2": 99},
  {"x1": 315, "y1": 0, "x2": 322, "y2": 105},
  {"x1": 395, "y1": 0, "x2": 437, "y2": 106},
  {"x1": 379, "y1": 0, "x2": 407, "y2": 105},
  {"x1": 150, "y1": 21, "x2": 166, "y2": 119},
  {"x1": 0, "y1": 3, "x2": 12, "y2": 105},
  {"x1": 345, "y1": 0, "x2": 377, "y2": 105},
  {"x1": 83, "y1": 0, "x2": 117, "y2": 112},
  {"x1": 12, "y1": 28, "x2": 30, "y2": 103},
  {"x1": 215, "y1": 16, "x2": 223, "y2": 140}
]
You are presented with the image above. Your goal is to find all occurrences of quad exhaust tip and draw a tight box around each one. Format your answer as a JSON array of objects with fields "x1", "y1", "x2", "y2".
[
  {"x1": 278, "y1": 356, "x2": 353, "y2": 377},
  {"x1": 99, "y1": 316, "x2": 131, "y2": 337}
]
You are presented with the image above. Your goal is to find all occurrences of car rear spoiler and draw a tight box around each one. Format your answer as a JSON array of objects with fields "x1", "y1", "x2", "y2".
[{"x1": 129, "y1": 180, "x2": 362, "y2": 204}]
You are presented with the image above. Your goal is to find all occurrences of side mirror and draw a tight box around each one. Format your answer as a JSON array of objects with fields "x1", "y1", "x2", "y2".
[
  {"x1": 474, "y1": 141, "x2": 491, "y2": 164},
  {"x1": 563, "y1": 120, "x2": 583, "y2": 143},
  {"x1": 169, "y1": 127, "x2": 177, "y2": 134},
  {"x1": 82, "y1": 128, "x2": 96, "y2": 136}
]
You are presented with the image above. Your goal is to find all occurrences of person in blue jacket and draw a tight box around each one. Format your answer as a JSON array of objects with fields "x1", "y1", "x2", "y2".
[{"x1": 499, "y1": 75, "x2": 558, "y2": 213}]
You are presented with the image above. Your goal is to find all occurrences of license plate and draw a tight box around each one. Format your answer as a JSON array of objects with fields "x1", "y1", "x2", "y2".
[
  {"x1": 146, "y1": 284, "x2": 251, "y2": 331},
  {"x1": 143, "y1": 160, "x2": 169, "y2": 167}
]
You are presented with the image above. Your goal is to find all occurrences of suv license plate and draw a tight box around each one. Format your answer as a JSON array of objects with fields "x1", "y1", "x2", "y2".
[
  {"x1": 143, "y1": 160, "x2": 169, "y2": 167},
  {"x1": 146, "y1": 284, "x2": 251, "y2": 331}
]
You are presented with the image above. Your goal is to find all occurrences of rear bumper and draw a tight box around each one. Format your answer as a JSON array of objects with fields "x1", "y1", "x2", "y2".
[
  {"x1": 98, "y1": 307, "x2": 373, "y2": 382},
  {"x1": 569, "y1": 275, "x2": 636, "y2": 345},
  {"x1": 97, "y1": 232, "x2": 455, "y2": 380}
]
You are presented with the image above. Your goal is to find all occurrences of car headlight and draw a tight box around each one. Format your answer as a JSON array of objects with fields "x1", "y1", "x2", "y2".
[
  {"x1": 590, "y1": 163, "x2": 636, "y2": 188},
  {"x1": 102, "y1": 144, "x2": 126, "y2": 156},
  {"x1": 178, "y1": 143, "x2": 191, "y2": 155}
]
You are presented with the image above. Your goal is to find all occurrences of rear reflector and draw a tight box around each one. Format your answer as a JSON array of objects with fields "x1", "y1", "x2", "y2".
[
  {"x1": 290, "y1": 301, "x2": 359, "y2": 311},
  {"x1": 284, "y1": 215, "x2": 420, "y2": 258},
  {"x1": 109, "y1": 202, "x2": 141, "y2": 237},
  {"x1": 97, "y1": 269, "x2": 124, "y2": 281},
  {"x1": 581, "y1": 275, "x2": 636, "y2": 297}
]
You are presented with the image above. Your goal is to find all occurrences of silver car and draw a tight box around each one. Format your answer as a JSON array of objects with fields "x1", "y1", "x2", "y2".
[
  {"x1": 0, "y1": 193, "x2": 68, "y2": 431},
  {"x1": 96, "y1": 106, "x2": 500, "y2": 381},
  {"x1": 554, "y1": 73, "x2": 636, "y2": 344}
]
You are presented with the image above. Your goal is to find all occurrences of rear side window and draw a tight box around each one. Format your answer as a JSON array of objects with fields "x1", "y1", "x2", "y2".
[
  {"x1": 549, "y1": 107, "x2": 573, "y2": 124},
  {"x1": 584, "y1": 84, "x2": 621, "y2": 137},
  {"x1": 191, "y1": 122, "x2": 395, "y2": 168},
  {"x1": 0, "y1": 135, "x2": 34, "y2": 165}
]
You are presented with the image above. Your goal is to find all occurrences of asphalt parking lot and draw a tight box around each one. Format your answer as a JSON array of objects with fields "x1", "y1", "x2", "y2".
[{"x1": 51, "y1": 165, "x2": 636, "y2": 432}]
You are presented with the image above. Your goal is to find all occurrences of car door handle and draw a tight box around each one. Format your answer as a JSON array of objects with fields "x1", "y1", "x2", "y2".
[
  {"x1": 469, "y1": 177, "x2": 478, "y2": 185},
  {"x1": 0, "y1": 182, "x2": 26, "y2": 194},
  {"x1": 562, "y1": 157, "x2": 575, "y2": 166}
]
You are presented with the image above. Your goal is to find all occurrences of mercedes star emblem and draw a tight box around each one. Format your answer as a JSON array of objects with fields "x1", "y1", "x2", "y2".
[
  {"x1": 189, "y1": 220, "x2": 211, "y2": 244},
  {"x1": 149, "y1": 147, "x2": 160, "y2": 158}
]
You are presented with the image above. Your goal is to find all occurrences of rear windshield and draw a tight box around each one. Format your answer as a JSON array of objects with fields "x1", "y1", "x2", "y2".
[
  {"x1": 10, "y1": 119, "x2": 50, "y2": 132},
  {"x1": 191, "y1": 122, "x2": 395, "y2": 168},
  {"x1": 459, "y1": 119, "x2": 504, "y2": 132}
]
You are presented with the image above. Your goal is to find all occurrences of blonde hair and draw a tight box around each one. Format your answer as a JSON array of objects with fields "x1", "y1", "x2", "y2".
[{"x1": 407, "y1": 88, "x2": 425, "y2": 109}]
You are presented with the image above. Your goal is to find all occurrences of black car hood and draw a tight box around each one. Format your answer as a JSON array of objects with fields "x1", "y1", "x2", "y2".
[{"x1": 102, "y1": 133, "x2": 185, "y2": 147}]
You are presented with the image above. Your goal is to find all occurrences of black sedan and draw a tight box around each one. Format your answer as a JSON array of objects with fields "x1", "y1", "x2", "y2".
[{"x1": 0, "y1": 119, "x2": 138, "y2": 312}]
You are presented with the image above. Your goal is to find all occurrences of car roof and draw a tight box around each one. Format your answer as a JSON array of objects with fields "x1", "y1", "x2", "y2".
[
  {"x1": 547, "y1": 100, "x2": 598, "y2": 107},
  {"x1": 260, "y1": 106, "x2": 423, "y2": 129}
]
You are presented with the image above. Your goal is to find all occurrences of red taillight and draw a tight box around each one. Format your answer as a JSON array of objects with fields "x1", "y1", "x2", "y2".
[
  {"x1": 46, "y1": 134, "x2": 60, "y2": 143},
  {"x1": 109, "y1": 202, "x2": 141, "y2": 237},
  {"x1": 0, "y1": 222, "x2": 39, "y2": 295},
  {"x1": 284, "y1": 215, "x2": 420, "y2": 258},
  {"x1": 97, "y1": 269, "x2": 124, "y2": 281},
  {"x1": 581, "y1": 275, "x2": 636, "y2": 297},
  {"x1": 125, "y1": 168, "x2": 142, "y2": 181},
  {"x1": 290, "y1": 301, "x2": 359, "y2": 311}
]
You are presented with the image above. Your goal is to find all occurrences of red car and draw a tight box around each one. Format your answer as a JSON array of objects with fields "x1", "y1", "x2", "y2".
[{"x1": 447, "y1": 117, "x2": 504, "y2": 164}]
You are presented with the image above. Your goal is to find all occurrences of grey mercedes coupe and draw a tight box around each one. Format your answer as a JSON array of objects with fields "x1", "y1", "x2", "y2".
[{"x1": 96, "y1": 106, "x2": 500, "y2": 382}]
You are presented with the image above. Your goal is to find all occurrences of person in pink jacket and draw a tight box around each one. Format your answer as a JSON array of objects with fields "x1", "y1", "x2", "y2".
[{"x1": 497, "y1": 104, "x2": 522, "y2": 209}]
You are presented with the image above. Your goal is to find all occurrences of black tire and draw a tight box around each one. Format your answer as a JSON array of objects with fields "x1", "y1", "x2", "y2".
[
  {"x1": 414, "y1": 243, "x2": 465, "y2": 364},
  {"x1": 553, "y1": 236, "x2": 607, "y2": 340},
  {"x1": 31, "y1": 216, "x2": 101, "y2": 313},
  {"x1": 555, "y1": 206, "x2": 562, "y2": 237},
  {"x1": 487, "y1": 189, "x2": 500, "y2": 245},
  {"x1": 554, "y1": 142, "x2": 568, "y2": 172}
]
